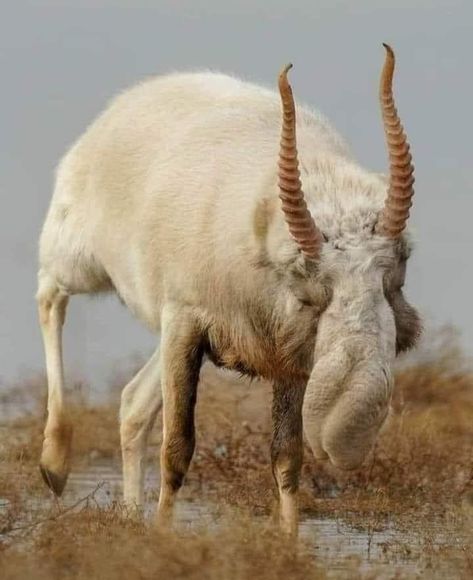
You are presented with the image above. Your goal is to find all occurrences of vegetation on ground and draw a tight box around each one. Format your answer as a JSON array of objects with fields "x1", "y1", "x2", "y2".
[{"x1": 1, "y1": 330, "x2": 472, "y2": 578}]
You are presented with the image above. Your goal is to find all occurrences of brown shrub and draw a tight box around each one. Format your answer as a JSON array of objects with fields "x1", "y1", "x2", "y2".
[
  {"x1": 1, "y1": 507, "x2": 323, "y2": 580},
  {"x1": 1, "y1": 335, "x2": 472, "y2": 578}
]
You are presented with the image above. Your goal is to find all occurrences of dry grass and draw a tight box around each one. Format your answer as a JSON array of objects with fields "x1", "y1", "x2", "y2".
[
  {"x1": 1, "y1": 507, "x2": 324, "y2": 580},
  {"x1": 1, "y1": 333, "x2": 472, "y2": 578},
  {"x1": 187, "y1": 355, "x2": 473, "y2": 515}
]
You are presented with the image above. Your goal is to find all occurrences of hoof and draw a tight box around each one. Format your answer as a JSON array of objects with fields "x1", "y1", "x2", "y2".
[{"x1": 39, "y1": 464, "x2": 68, "y2": 497}]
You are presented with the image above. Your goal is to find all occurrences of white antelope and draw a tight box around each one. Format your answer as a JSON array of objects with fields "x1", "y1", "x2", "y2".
[{"x1": 37, "y1": 44, "x2": 421, "y2": 534}]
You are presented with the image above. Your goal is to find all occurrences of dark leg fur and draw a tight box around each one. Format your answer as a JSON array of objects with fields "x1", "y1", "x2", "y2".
[{"x1": 271, "y1": 380, "x2": 305, "y2": 534}]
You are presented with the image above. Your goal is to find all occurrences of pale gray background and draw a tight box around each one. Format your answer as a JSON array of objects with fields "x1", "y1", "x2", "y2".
[{"x1": 1, "y1": 0, "x2": 471, "y2": 389}]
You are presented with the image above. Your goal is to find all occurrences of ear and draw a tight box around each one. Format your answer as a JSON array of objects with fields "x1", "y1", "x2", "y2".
[
  {"x1": 391, "y1": 292, "x2": 423, "y2": 353},
  {"x1": 384, "y1": 260, "x2": 422, "y2": 353}
]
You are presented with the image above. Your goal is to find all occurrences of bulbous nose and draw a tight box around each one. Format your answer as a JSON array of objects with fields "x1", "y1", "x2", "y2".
[
  {"x1": 321, "y1": 363, "x2": 392, "y2": 469},
  {"x1": 303, "y1": 355, "x2": 393, "y2": 470}
]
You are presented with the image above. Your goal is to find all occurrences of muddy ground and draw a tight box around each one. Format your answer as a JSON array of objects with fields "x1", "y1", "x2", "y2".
[{"x1": 0, "y1": 337, "x2": 472, "y2": 579}]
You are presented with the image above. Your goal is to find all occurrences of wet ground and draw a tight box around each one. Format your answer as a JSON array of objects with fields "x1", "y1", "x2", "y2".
[
  {"x1": 1, "y1": 357, "x2": 471, "y2": 578},
  {"x1": 55, "y1": 458, "x2": 469, "y2": 579}
]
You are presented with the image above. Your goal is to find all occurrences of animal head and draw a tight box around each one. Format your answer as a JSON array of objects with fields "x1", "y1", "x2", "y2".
[{"x1": 277, "y1": 45, "x2": 422, "y2": 469}]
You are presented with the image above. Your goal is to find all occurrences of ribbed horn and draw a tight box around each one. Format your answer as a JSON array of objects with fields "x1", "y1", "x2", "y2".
[
  {"x1": 278, "y1": 64, "x2": 323, "y2": 260},
  {"x1": 376, "y1": 44, "x2": 415, "y2": 239}
]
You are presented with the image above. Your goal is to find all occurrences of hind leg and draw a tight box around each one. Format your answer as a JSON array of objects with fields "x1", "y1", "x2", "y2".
[
  {"x1": 120, "y1": 345, "x2": 163, "y2": 509},
  {"x1": 37, "y1": 271, "x2": 72, "y2": 496}
]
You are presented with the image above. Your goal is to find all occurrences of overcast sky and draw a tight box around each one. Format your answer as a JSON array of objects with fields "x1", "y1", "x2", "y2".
[{"x1": 1, "y1": 0, "x2": 471, "y2": 389}]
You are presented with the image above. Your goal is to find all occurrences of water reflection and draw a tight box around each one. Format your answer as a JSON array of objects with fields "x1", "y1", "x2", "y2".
[{"x1": 64, "y1": 459, "x2": 464, "y2": 579}]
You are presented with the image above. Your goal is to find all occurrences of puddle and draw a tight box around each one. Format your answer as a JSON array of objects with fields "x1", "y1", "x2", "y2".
[
  {"x1": 66, "y1": 459, "x2": 218, "y2": 528},
  {"x1": 47, "y1": 459, "x2": 467, "y2": 578},
  {"x1": 0, "y1": 457, "x2": 469, "y2": 578},
  {"x1": 0, "y1": 384, "x2": 469, "y2": 578}
]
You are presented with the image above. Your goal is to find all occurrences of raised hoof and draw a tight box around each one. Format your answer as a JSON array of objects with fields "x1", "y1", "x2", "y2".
[{"x1": 39, "y1": 464, "x2": 68, "y2": 497}]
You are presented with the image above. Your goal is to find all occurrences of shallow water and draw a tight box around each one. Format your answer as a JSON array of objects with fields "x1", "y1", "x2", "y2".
[
  {"x1": 59, "y1": 459, "x2": 469, "y2": 579},
  {"x1": 1, "y1": 373, "x2": 469, "y2": 578},
  {"x1": 0, "y1": 457, "x2": 468, "y2": 578}
]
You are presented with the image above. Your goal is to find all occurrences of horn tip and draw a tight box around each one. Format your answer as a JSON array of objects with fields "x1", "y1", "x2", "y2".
[
  {"x1": 382, "y1": 43, "x2": 395, "y2": 58},
  {"x1": 279, "y1": 63, "x2": 293, "y2": 78}
]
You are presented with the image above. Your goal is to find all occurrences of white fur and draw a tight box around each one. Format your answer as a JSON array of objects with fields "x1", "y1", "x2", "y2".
[{"x1": 36, "y1": 70, "x2": 412, "y2": 530}]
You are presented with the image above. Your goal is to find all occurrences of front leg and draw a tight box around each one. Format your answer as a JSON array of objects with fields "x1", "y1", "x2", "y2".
[
  {"x1": 271, "y1": 380, "x2": 305, "y2": 536},
  {"x1": 156, "y1": 303, "x2": 204, "y2": 526},
  {"x1": 120, "y1": 345, "x2": 162, "y2": 510}
]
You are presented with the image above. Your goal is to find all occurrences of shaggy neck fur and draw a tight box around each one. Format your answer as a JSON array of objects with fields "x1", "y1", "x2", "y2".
[{"x1": 200, "y1": 155, "x2": 411, "y2": 384}]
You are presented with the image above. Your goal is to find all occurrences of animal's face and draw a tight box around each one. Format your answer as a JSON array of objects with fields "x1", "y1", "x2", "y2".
[
  {"x1": 301, "y1": 228, "x2": 421, "y2": 470},
  {"x1": 275, "y1": 45, "x2": 420, "y2": 470},
  {"x1": 312, "y1": 212, "x2": 422, "y2": 353}
]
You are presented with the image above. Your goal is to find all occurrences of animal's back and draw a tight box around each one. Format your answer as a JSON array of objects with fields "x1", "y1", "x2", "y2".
[{"x1": 39, "y1": 71, "x2": 349, "y2": 328}]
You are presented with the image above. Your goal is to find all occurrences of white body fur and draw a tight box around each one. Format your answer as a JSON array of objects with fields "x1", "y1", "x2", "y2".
[
  {"x1": 41, "y1": 72, "x2": 355, "y2": 324},
  {"x1": 37, "y1": 71, "x2": 419, "y2": 534}
]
